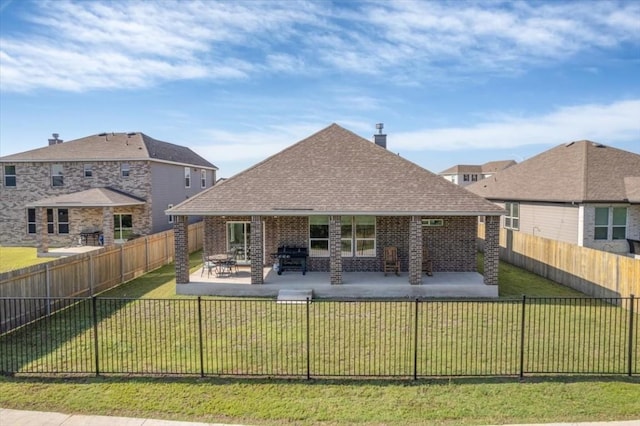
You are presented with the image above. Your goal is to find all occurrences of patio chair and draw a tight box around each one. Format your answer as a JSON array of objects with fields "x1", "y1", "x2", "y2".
[
  {"x1": 201, "y1": 254, "x2": 216, "y2": 277},
  {"x1": 422, "y1": 247, "x2": 433, "y2": 276},
  {"x1": 383, "y1": 246, "x2": 400, "y2": 276},
  {"x1": 224, "y1": 248, "x2": 239, "y2": 275}
]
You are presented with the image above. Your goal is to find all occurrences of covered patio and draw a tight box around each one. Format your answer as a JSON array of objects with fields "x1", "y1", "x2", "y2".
[{"x1": 179, "y1": 266, "x2": 498, "y2": 298}]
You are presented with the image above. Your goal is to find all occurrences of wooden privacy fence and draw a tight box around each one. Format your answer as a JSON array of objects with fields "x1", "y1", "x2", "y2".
[
  {"x1": 0, "y1": 221, "x2": 203, "y2": 331},
  {"x1": 478, "y1": 223, "x2": 640, "y2": 298}
]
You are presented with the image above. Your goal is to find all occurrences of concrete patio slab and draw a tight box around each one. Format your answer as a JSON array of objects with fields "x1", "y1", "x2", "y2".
[{"x1": 178, "y1": 267, "x2": 499, "y2": 299}]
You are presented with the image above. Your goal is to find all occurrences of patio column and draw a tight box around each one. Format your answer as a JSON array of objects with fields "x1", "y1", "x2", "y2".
[
  {"x1": 36, "y1": 207, "x2": 48, "y2": 254},
  {"x1": 174, "y1": 215, "x2": 190, "y2": 285},
  {"x1": 483, "y1": 215, "x2": 500, "y2": 286},
  {"x1": 250, "y1": 215, "x2": 263, "y2": 285},
  {"x1": 203, "y1": 216, "x2": 215, "y2": 256},
  {"x1": 409, "y1": 216, "x2": 423, "y2": 285},
  {"x1": 329, "y1": 215, "x2": 342, "y2": 285},
  {"x1": 102, "y1": 206, "x2": 114, "y2": 246}
]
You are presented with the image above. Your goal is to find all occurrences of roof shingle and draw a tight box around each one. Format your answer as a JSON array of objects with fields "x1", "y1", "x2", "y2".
[
  {"x1": 467, "y1": 140, "x2": 640, "y2": 203},
  {"x1": 1, "y1": 132, "x2": 217, "y2": 169},
  {"x1": 170, "y1": 124, "x2": 504, "y2": 216}
]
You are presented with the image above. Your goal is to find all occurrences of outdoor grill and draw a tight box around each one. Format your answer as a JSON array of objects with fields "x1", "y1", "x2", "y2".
[{"x1": 271, "y1": 246, "x2": 308, "y2": 275}]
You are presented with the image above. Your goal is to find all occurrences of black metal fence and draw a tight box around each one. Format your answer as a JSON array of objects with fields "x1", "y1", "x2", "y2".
[{"x1": 1, "y1": 296, "x2": 637, "y2": 378}]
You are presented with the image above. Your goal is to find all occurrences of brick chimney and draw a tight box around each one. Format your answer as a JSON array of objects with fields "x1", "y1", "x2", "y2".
[
  {"x1": 48, "y1": 133, "x2": 63, "y2": 146},
  {"x1": 373, "y1": 123, "x2": 386, "y2": 148}
]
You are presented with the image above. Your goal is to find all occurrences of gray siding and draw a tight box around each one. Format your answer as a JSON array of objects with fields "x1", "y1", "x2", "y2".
[{"x1": 150, "y1": 163, "x2": 214, "y2": 233}]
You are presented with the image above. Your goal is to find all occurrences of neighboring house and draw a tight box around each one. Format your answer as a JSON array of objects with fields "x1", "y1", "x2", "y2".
[
  {"x1": 168, "y1": 124, "x2": 504, "y2": 291},
  {"x1": 467, "y1": 140, "x2": 640, "y2": 255},
  {"x1": 440, "y1": 160, "x2": 516, "y2": 187},
  {"x1": 0, "y1": 132, "x2": 217, "y2": 250}
]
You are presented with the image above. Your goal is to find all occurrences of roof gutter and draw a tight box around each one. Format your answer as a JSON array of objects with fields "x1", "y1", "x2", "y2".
[{"x1": 165, "y1": 209, "x2": 505, "y2": 217}]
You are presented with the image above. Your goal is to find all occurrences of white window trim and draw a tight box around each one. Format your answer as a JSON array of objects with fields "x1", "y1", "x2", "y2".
[
  {"x1": 121, "y1": 163, "x2": 130, "y2": 177},
  {"x1": 168, "y1": 204, "x2": 174, "y2": 224},
  {"x1": 4, "y1": 165, "x2": 16, "y2": 187},
  {"x1": 504, "y1": 202, "x2": 520, "y2": 230},
  {"x1": 185, "y1": 167, "x2": 191, "y2": 188},
  {"x1": 201, "y1": 169, "x2": 206, "y2": 188},
  {"x1": 594, "y1": 206, "x2": 627, "y2": 241},
  {"x1": 309, "y1": 216, "x2": 376, "y2": 258},
  {"x1": 51, "y1": 164, "x2": 64, "y2": 187},
  {"x1": 84, "y1": 164, "x2": 93, "y2": 178}
]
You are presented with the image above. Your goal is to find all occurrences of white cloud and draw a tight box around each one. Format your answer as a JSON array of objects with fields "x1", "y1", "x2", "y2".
[
  {"x1": 1, "y1": 0, "x2": 638, "y2": 92},
  {"x1": 393, "y1": 99, "x2": 640, "y2": 151}
]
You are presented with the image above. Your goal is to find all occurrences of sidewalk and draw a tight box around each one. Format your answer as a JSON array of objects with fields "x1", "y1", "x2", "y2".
[{"x1": 1, "y1": 408, "x2": 638, "y2": 426}]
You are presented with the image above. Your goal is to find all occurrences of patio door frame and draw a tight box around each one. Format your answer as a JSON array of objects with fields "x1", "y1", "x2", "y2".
[{"x1": 226, "y1": 220, "x2": 265, "y2": 265}]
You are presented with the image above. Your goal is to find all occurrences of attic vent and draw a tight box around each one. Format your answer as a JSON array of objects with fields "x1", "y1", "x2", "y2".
[
  {"x1": 592, "y1": 142, "x2": 605, "y2": 148},
  {"x1": 98, "y1": 132, "x2": 107, "y2": 136},
  {"x1": 565, "y1": 142, "x2": 575, "y2": 147},
  {"x1": 127, "y1": 132, "x2": 136, "y2": 137}
]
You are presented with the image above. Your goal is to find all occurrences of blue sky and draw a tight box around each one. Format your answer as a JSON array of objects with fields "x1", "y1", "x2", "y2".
[{"x1": 1, "y1": 0, "x2": 639, "y2": 178}]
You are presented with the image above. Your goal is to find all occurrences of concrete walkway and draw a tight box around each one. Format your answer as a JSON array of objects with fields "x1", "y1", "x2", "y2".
[{"x1": 1, "y1": 409, "x2": 638, "y2": 426}]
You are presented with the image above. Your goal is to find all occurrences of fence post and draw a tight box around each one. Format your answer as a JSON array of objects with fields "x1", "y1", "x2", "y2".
[
  {"x1": 306, "y1": 297, "x2": 311, "y2": 380},
  {"x1": 197, "y1": 296, "x2": 204, "y2": 378},
  {"x1": 519, "y1": 295, "x2": 526, "y2": 380},
  {"x1": 92, "y1": 296, "x2": 100, "y2": 376},
  {"x1": 413, "y1": 298, "x2": 419, "y2": 380},
  {"x1": 628, "y1": 294, "x2": 635, "y2": 377}
]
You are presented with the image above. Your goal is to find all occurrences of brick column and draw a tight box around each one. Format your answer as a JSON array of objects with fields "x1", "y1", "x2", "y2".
[
  {"x1": 36, "y1": 207, "x2": 48, "y2": 254},
  {"x1": 409, "y1": 216, "x2": 423, "y2": 285},
  {"x1": 203, "y1": 216, "x2": 215, "y2": 256},
  {"x1": 102, "y1": 207, "x2": 114, "y2": 246},
  {"x1": 250, "y1": 216, "x2": 263, "y2": 285},
  {"x1": 329, "y1": 215, "x2": 342, "y2": 285},
  {"x1": 174, "y1": 215, "x2": 190, "y2": 285},
  {"x1": 483, "y1": 215, "x2": 500, "y2": 286}
]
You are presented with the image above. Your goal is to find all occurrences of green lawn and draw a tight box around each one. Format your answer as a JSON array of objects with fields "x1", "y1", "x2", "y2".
[
  {"x1": 0, "y1": 247, "x2": 54, "y2": 273},
  {"x1": 1, "y1": 252, "x2": 638, "y2": 425}
]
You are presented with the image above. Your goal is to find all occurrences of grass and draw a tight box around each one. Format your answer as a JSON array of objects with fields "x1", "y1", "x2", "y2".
[
  {"x1": 1, "y1": 252, "x2": 639, "y2": 424},
  {"x1": 0, "y1": 246, "x2": 54, "y2": 273}
]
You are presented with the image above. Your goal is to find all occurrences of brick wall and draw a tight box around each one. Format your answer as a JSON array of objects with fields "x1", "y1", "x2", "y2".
[
  {"x1": 0, "y1": 160, "x2": 152, "y2": 246},
  {"x1": 200, "y1": 215, "x2": 478, "y2": 273}
]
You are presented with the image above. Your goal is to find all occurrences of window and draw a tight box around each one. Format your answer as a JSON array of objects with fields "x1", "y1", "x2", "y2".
[
  {"x1": 167, "y1": 204, "x2": 174, "y2": 224},
  {"x1": 422, "y1": 218, "x2": 444, "y2": 227},
  {"x1": 46, "y1": 209, "x2": 54, "y2": 234},
  {"x1": 27, "y1": 208, "x2": 36, "y2": 234},
  {"x1": 51, "y1": 164, "x2": 64, "y2": 186},
  {"x1": 504, "y1": 202, "x2": 519, "y2": 230},
  {"x1": 4, "y1": 165, "x2": 16, "y2": 187},
  {"x1": 309, "y1": 216, "x2": 376, "y2": 257},
  {"x1": 58, "y1": 209, "x2": 69, "y2": 234},
  {"x1": 595, "y1": 207, "x2": 627, "y2": 240},
  {"x1": 185, "y1": 167, "x2": 191, "y2": 188},
  {"x1": 463, "y1": 174, "x2": 470, "y2": 182},
  {"x1": 471, "y1": 174, "x2": 478, "y2": 182},
  {"x1": 354, "y1": 216, "x2": 376, "y2": 256},
  {"x1": 121, "y1": 163, "x2": 130, "y2": 177},
  {"x1": 201, "y1": 169, "x2": 206, "y2": 188},
  {"x1": 114, "y1": 214, "x2": 133, "y2": 241},
  {"x1": 309, "y1": 216, "x2": 329, "y2": 257},
  {"x1": 84, "y1": 164, "x2": 93, "y2": 178}
]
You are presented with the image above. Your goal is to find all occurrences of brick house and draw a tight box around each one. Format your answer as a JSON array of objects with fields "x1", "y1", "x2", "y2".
[
  {"x1": 168, "y1": 124, "x2": 504, "y2": 290},
  {"x1": 467, "y1": 140, "x2": 640, "y2": 255},
  {"x1": 0, "y1": 132, "x2": 216, "y2": 251}
]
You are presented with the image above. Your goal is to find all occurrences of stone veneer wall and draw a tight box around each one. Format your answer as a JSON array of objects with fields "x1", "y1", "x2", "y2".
[{"x1": 0, "y1": 160, "x2": 152, "y2": 246}]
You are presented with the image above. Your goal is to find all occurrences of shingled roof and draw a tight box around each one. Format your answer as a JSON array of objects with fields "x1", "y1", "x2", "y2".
[
  {"x1": 440, "y1": 160, "x2": 516, "y2": 175},
  {"x1": 27, "y1": 187, "x2": 145, "y2": 208},
  {"x1": 169, "y1": 124, "x2": 504, "y2": 216},
  {"x1": 467, "y1": 140, "x2": 640, "y2": 203},
  {"x1": 1, "y1": 132, "x2": 217, "y2": 169}
]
